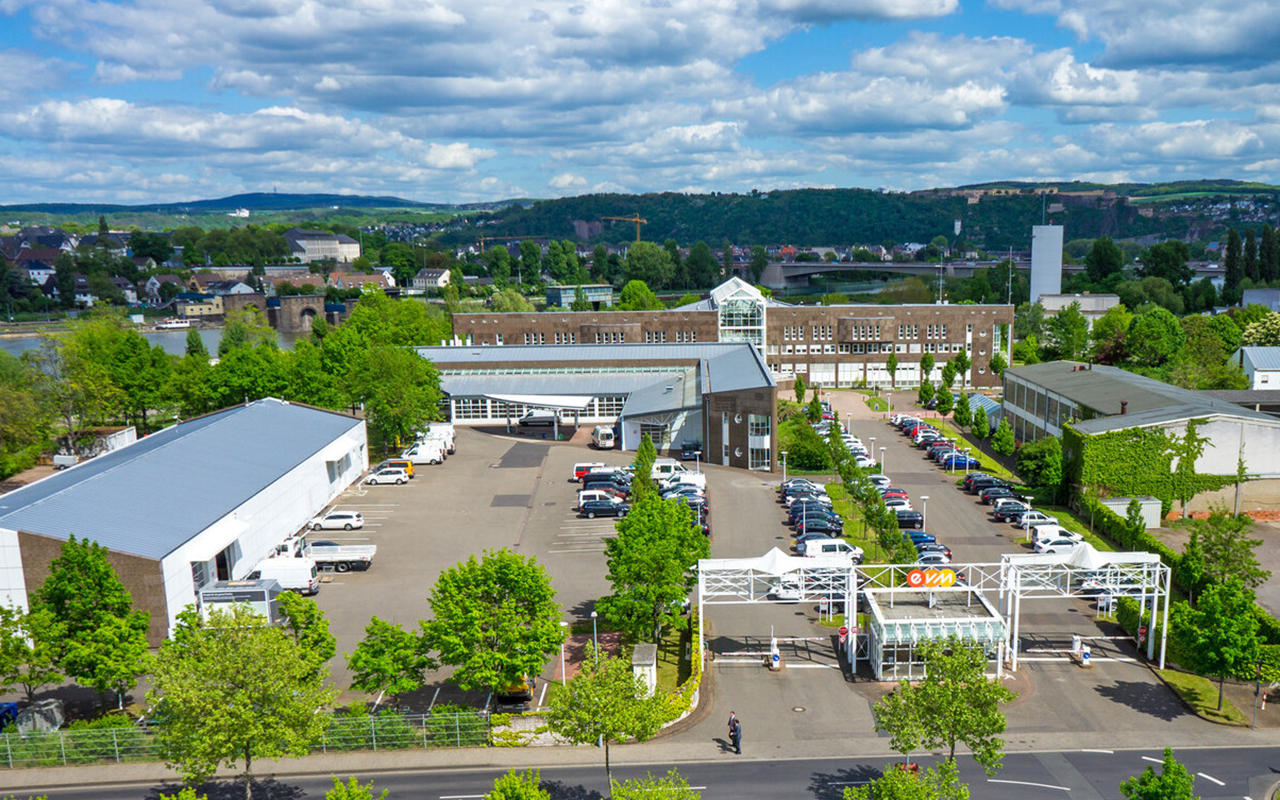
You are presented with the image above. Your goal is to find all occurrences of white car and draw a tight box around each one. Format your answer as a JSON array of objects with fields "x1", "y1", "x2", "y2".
[
  {"x1": 769, "y1": 578, "x2": 803, "y2": 602},
  {"x1": 366, "y1": 467, "x2": 409, "y2": 485},
  {"x1": 917, "y1": 552, "x2": 952, "y2": 566},
  {"x1": 854, "y1": 455, "x2": 877, "y2": 469},
  {"x1": 310, "y1": 510, "x2": 364, "y2": 530},
  {"x1": 883, "y1": 498, "x2": 913, "y2": 511},
  {"x1": 867, "y1": 474, "x2": 891, "y2": 487},
  {"x1": 1035, "y1": 537, "x2": 1083, "y2": 554},
  {"x1": 1016, "y1": 511, "x2": 1059, "y2": 529}
]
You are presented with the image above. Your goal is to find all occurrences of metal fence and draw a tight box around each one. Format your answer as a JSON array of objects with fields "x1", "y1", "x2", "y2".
[{"x1": 0, "y1": 711, "x2": 491, "y2": 769}]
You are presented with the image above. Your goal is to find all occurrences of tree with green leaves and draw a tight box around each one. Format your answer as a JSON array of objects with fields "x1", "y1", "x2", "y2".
[
  {"x1": 32, "y1": 534, "x2": 142, "y2": 638},
  {"x1": 486, "y1": 768, "x2": 549, "y2": 800},
  {"x1": 570, "y1": 286, "x2": 592, "y2": 311},
  {"x1": 326, "y1": 776, "x2": 389, "y2": 800},
  {"x1": 951, "y1": 349, "x2": 971, "y2": 388},
  {"x1": 598, "y1": 496, "x2": 708, "y2": 642},
  {"x1": 62, "y1": 612, "x2": 151, "y2": 708},
  {"x1": 1085, "y1": 236, "x2": 1126, "y2": 285},
  {"x1": 748, "y1": 245, "x2": 769, "y2": 285},
  {"x1": 720, "y1": 240, "x2": 733, "y2": 282},
  {"x1": 617, "y1": 279, "x2": 665, "y2": 311},
  {"x1": 1242, "y1": 312, "x2": 1280, "y2": 346},
  {"x1": 794, "y1": 374, "x2": 807, "y2": 404},
  {"x1": 787, "y1": 418, "x2": 835, "y2": 471},
  {"x1": 988, "y1": 351, "x2": 1008, "y2": 377},
  {"x1": 613, "y1": 769, "x2": 701, "y2": 800},
  {"x1": 484, "y1": 245, "x2": 512, "y2": 285},
  {"x1": 623, "y1": 242, "x2": 674, "y2": 289},
  {"x1": 1120, "y1": 747, "x2": 1199, "y2": 800},
  {"x1": 0, "y1": 606, "x2": 64, "y2": 703},
  {"x1": 806, "y1": 394, "x2": 823, "y2": 422},
  {"x1": 919, "y1": 352, "x2": 935, "y2": 384},
  {"x1": 917, "y1": 380, "x2": 935, "y2": 406},
  {"x1": 1015, "y1": 435, "x2": 1062, "y2": 496},
  {"x1": 277, "y1": 592, "x2": 336, "y2": 678},
  {"x1": 1195, "y1": 508, "x2": 1270, "y2": 590},
  {"x1": 1045, "y1": 301, "x2": 1089, "y2": 361},
  {"x1": 419, "y1": 549, "x2": 564, "y2": 694},
  {"x1": 844, "y1": 759, "x2": 969, "y2": 800},
  {"x1": 346, "y1": 344, "x2": 441, "y2": 454},
  {"x1": 1224, "y1": 228, "x2": 1244, "y2": 296},
  {"x1": 972, "y1": 407, "x2": 990, "y2": 440},
  {"x1": 1173, "y1": 580, "x2": 1260, "y2": 711},
  {"x1": 633, "y1": 433, "x2": 658, "y2": 499},
  {"x1": 1139, "y1": 240, "x2": 1193, "y2": 286},
  {"x1": 886, "y1": 350, "x2": 899, "y2": 389},
  {"x1": 184, "y1": 328, "x2": 208, "y2": 359},
  {"x1": 953, "y1": 393, "x2": 972, "y2": 428},
  {"x1": 990, "y1": 417, "x2": 1015, "y2": 456},
  {"x1": 1090, "y1": 304, "x2": 1133, "y2": 365},
  {"x1": 872, "y1": 637, "x2": 1015, "y2": 774},
  {"x1": 685, "y1": 242, "x2": 718, "y2": 288},
  {"x1": 1244, "y1": 228, "x2": 1259, "y2": 283},
  {"x1": 1170, "y1": 420, "x2": 1212, "y2": 513},
  {"x1": 150, "y1": 606, "x2": 338, "y2": 800},
  {"x1": 346, "y1": 617, "x2": 430, "y2": 710},
  {"x1": 939, "y1": 361, "x2": 956, "y2": 389},
  {"x1": 1125, "y1": 498, "x2": 1145, "y2": 537},
  {"x1": 934, "y1": 383, "x2": 953, "y2": 416},
  {"x1": 546, "y1": 644, "x2": 666, "y2": 790}
]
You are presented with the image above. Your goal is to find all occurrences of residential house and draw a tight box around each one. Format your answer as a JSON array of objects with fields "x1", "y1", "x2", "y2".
[
  {"x1": 175, "y1": 293, "x2": 224, "y2": 318},
  {"x1": 411, "y1": 268, "x2": 450, "y2": 292},
  {"x1": 1233, "y1": 347, "x2": 1280, "y2": 390},
  {"x1": 142, "y1": 274, "x2": 185, "y2": 304},
  {"x1": 17, "y1": 260, "x2": 54, "y2": 287},
  {"x1": 110, "y1": 277, "x2": 138, "y2": 305}
]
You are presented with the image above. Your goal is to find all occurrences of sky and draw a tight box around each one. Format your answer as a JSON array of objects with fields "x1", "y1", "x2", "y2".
[{"x1": 1, "y1": 0, "x2": 1278, "y2": 205}]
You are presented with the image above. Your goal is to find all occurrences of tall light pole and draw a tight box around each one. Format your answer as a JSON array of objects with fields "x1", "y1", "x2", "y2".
[
  {"x1": 846, "y1": 412, "x2": 852, "y2": 435},
  {"x1": 694, "y1": 450, "x2": 702, "y2": 474},
  {"x1": 869, "y1": 437, "x2": 876, "y2": 468},
  {"x1": 559, "y1": 621, "x2": 569, "y2": 684},
  {"x1": 921, "y1": 495, "x2": 929, "y2": 532},
  {"x1": 962, "y1": 448, "x2": 971, "y2": 476},
  {"x1": 781, "y1": 451, "x2": 789, "y2": 485},
  {"x1": 590, "y1": 610, "x2": 599, "y2": 662},
  {"x1": 879, "y1": 446, "x2": 887, "y2": 475}
]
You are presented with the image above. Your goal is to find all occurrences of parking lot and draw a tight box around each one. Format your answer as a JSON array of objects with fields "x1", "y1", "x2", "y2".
[{"x1": 305, "y1": 409, "x2": 1227, "y2": 750}]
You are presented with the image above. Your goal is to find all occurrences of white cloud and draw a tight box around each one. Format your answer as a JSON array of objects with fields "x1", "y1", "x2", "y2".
[{"x1": 549, "y1": 173, "x2": 588, "y2": 190}]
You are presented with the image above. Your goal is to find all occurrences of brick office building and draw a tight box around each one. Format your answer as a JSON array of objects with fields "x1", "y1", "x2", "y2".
[{"x1": 453, "y1": 278, "x2": 1014, "y2": 390}]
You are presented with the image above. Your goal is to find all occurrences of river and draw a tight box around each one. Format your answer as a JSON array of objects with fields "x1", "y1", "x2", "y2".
[{"x1": 0, "y1": 327, "x2": 302, "y2": 358}]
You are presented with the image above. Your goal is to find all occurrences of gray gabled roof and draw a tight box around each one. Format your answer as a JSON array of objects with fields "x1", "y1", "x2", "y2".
[
  {"x1": 0, "y1": 399, "x2": 363, "y2": 561},
  {"x1": 1234, "y1": 347, "x2": 1280, "y2": 372}
]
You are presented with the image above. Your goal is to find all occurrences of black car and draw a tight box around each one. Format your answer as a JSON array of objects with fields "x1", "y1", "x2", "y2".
[
  {"x1": 896, "y1": 509, "x2": 925, "y2": 529},
  {"x1": 967, "y1": 476, "x2": 1009, "y2": 494},
  {"x1": 788, "y1": 506, "x2": 841, "y2": 526},
  {"x1": 927, "y1": 445, "x2": 959, "y2": 462},
  {"x1": 992, "y1": 502, "x2": 1032, "y2": 522},
  {"x1": 963, "y1": 472, "x2": 994, "y2": 491},
  {"x1": 680, "y1": 440, "x2": 703, "y2": 460},
  {"x1": 578, "y1": 499, "x2": 630, "y2": 519},
  {"x1": 916, "y1": 542, "x2": 953, "y2": 559},
  {"x1": 795, "y1": 517, "x2": 843, "y2": 536},
  {"x1": 582, "y1": 477, "x2": 630, "y2": 495},
  {"x1": 980, "y1": 486, "x2": 1017, "y2": 504}
]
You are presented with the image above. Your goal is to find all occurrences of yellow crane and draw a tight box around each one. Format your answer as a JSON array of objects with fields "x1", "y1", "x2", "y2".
[{"x1": 602, "y1": 214, "x2": 648, "y2": 242}]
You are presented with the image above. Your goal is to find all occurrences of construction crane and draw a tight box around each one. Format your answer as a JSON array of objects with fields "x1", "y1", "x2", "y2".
[{"x1": 602, "y1": 214, "x2": 648, "y2": 242}]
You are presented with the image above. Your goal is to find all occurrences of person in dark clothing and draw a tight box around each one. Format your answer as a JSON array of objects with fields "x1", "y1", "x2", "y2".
[{"x1": 729, "y1": 716, "x2": 742, "y2": 754}]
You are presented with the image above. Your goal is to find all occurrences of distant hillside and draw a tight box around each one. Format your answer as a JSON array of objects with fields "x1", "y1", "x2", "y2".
[
  {"x1": 443, "y1": 181, "x2": 1280, "y2": 250},
  {"x1": 0, "y1": 192, "x2": 450, "y2": 214}
]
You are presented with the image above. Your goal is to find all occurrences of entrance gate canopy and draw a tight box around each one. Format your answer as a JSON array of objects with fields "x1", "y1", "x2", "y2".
[
  {"x1": 481, "y1": 394, "x2": 594, "y2": 410},
  {"x1": 698, "y1": 547, "x2": 857, "y2": 604}
]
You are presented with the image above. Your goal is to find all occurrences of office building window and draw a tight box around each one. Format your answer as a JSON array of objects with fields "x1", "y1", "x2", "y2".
[
  {"x1": 748, "y1": 414, "x2": 771, "y2": 437},
  {"x1": 749, "y1": 447, "x2": 772, "y2": 471},
  {"x1": 454, "y1": 398, "x2": 489, "y2": 420},
  {"x1": 495, "y1": 333, "x2": 504, "y2": 345}
]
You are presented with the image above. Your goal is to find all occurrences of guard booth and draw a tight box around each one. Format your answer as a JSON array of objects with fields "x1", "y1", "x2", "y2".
[{"x1": 198, "y1": 578, "x2": 284, "y2": 623}]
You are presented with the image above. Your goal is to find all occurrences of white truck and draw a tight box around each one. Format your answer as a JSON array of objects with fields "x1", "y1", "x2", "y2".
[
  {"x1": 277, "y1": 535, "x2": 377, "y2": 573},
  {"x1": 416, "y1": 424, "x2": 454, "y2": 455},
  {"x1": 402, "y1": 439, "x2": 446, "y2": 464}
]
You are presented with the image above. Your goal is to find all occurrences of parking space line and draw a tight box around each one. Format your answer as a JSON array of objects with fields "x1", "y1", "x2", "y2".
[
  {"x1": 987, "y1": 779, "x2": 1069, "y2": 792},
  {"x1": 1197, "y1": 773, "x2": 1225, "y2": 786},
  {"x1": 1142, "y1": 756, "x2": 1163, "y2": 764}
]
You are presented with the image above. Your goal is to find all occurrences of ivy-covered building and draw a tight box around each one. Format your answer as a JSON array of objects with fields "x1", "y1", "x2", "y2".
[{"x1": 1003, "y1": 361, "x2": 1280, "y2": 513}]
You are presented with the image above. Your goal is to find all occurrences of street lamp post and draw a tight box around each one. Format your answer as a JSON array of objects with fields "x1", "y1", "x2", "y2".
[
  {"x1": 921, "y1": 495, "x2": 929, "y2": 532},
  {"x1": 963, "y1": 448, "x2": 971, "y2": 476},
  {"x1": 781, "y1": 451, "x2": 789, "y2": 485},
  {"x1": 559, "y1": 621, "x2": 569, "y2": 684},
  {"x1": 694, "y1": 450, "x2": 702, "y2": 474},
  {"x1": 590, "y1": 611, "x2": 599, "y2": 662},
  {"x1": 879, "y1": 447, "x2": 887, "y2": 475},
  {"x1": 869, "y1": 437, "x2": 876, "y2": 468},
  {"x1": 847, "y1": 412, "x2": 853, "y2": 436}
]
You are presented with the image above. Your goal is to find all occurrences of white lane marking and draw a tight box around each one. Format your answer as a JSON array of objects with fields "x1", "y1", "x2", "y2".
[
  {"x1": 1142, "y1": 756, "x2": 1163, "y2": 764},
  {"x1": 987, "y1": 779, "x2": 1070, "y2": 792},
  {"x1": 538, "y1": 681, "x2": 548, "y2": 707},
  {"x1": 1197, "y1": 773, "x2": 1225, "y2": 786},
  {"x1": 784, "y1": 663, "x2": 840, "y2": 669},
  {"x1": 548, "y1": 548, "x2": 607, "y2": 554},
  {"x1": 1081, "y1": 748, "x2": 1114, "y2": 754},
  {"x1": 440, "y1": 795, "x2": 485, "y2": 799}
]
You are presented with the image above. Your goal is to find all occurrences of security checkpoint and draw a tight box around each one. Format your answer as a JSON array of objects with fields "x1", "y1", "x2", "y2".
[{"x1": 696, "y1": 543, "x2": 1171, "y2": 680}]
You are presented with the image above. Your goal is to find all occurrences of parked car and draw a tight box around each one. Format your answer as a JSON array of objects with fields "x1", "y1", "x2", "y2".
[
  {"x1": 785, "y1": 491, "x2": 831, "y2": 508},
  {"x1": 795, "y1": 517, "x2": 844, "y2": 536},
  {"x1": 967, "y1": 476, "x2": 1010, "y2": 494},
  {"x1": 940, "y1": 455, "x2": 982, "y2": 470},
  {"x1": 1016, "y1": 511, "x2": 1060, "y2": 530},
  {"x1": 992, "y1": 502, "x2": 1033, "y2": 522},
  {"x1": 916, "y1": 542, "x2": 952, "y2": 559},
  {"x1": 794, "y1": 530, "x2": 835, "y2": 547},
  {"x1": 867, "y1": 474, "x2": 891, "y2": 487},
  {"x1": 365, "y1": 467, "x2": 409, "y2": 485},
  {"x1": 917, "y1": 551, "x2": 952, "y2": 566},
  {"x1": 881, "y1": 488, "x2": 910, "y2": 500},
  {"x1": 896, "y1": 510, "x2": 925, "y2": 529},
  {"x1": 680, "y1": 440, "x2": 704, "y2": 460},
  {"x1": 789, "y1": 507, "x2": 842, "y2": 527},
  {"x1": 1034, "y1": 536, "x2": 1082, "y2": 554},
  {"x1": 853, "y1": 455, "x2": 877, "y2": 469},
  {"x1": 310, "y1": 510, "x2": 364, "y2": 530},
  {"x1": 903, "y1": 530, "x2": 937, "y2": 545},
  {"x1": 883, "y1": 498, "x2": 913, "y2": 511},
  {"x1": 962, "y1": 472, "x2": 994, "y2": 490},
  {"x1": 980, "y1": 486, "x2": 1018, "y2": 504},
  {"x1": 579, "y1": 499, "x2": 631, "y2": 519}
]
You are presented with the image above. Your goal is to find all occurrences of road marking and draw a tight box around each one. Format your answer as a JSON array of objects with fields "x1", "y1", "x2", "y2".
[
  {"x1": 1081, "y1": 748, "x2": 1114, "y2": 754},
  {"x1": 1196, "y1": 773, "x2": 1225, "y2": 786},
  {"x1": 538, "y1": 681, "x2": 548, "y2": 707},
  {"x1": 987, "y1": 779, "x2": 1070, "y2": 791},
  {"x1": 784, "y1": 663, "x2": 840, "y2": 669},
  {"x1": 1142, "y1": 756, "x2": 1163, "y2": 764},
  {"x1": 548, "y1": 547, "x2": 607, "y2": 554},
  {"x1": 440, "y1": 795, "x2": 485, "y2": 799}
]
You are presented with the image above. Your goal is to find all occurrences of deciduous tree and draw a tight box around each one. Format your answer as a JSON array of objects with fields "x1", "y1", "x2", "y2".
[
  {"x1": 886, "y1": 350, "x2": 899, "y2": 389},
  {"x1": 1015, "y1": 435, "x2": 1063, "y2": 495},
  {"x1": 1172, "y1": 580, "x2": 1260, "y2": 711},
  {"x1": 794, "y1": 374, "x2": 807, "y2": 404},
  {"x1": 486, "y1": 769, "x2": 549, "y2": 800},
  {"x1": 570, "y1": 286, "x2": 591, "y2": 311},
  {"x1": 326, "y1": 776, "x2": 389, "y2": 800},
  {"x1": 1242, "y1": 312, "x2": 1280, "y2": 346},
  {"x1": 972, "y1": 407, "x2": 990, "y2": 440},
  {"x1": 598, "y1": 496, "x2": 709, "y2": 642},
  {"x1": 346, "y1": 617, "x2": 430, "y2": 710},
  {"x1": 953, "y1": 393, "x2": 972, "y2": 428},
  {"x1": 613, "y1": 769, "x2": 701, "y2": 800},
  {"x1": 1128, "y1": 306, "x2": 1185, "y2": 368},
  {"x1": 1045, "y1": 301, "x2": 1088, "y2": 361},
  {"x1": 623, "y1": 242, "x2": 674, "y2": 289},
  {"x1": 1139, "y1": 241, "x2": 1193, "y2": 286},
  {"x1": 1195, "y1": 508, "x2": 1270, "y2": 589},
  {"x1": 934, "y1": 384, "x2": 953, "y2": 416},
  {"x1": 346, "y1": 344, "x2": 441, "y2": 454},
  {"x1": 546, "y1": 645, "x2": 666, "y2": 790},
  {"x1": 419, "y1": 549, "x2": 564, "y2": 694},
  {"x1": 990, "y1": 418, "x2": 1015, "y2": 456},
  {"x1": 1120, "y1": 747, "x2": 1199, "y2": 800},
  {"x1": 844, "y1": 760, "x2": 969, "y2": 800},
  {"x1": 633, "y1": 433, "x2": 658, "y2": 499},
  {"x1": 1090, "y1": 304, "x2": 1133, "y2": 365},
  {"x1": 617, "y1": 280, "x2": 665, "y2": 311},
  {"x1": 277, "y1": 592, "x2": 337, "y2": 678},
  {"x1": 61, "y1": 612, "x2": 151, "y2": 708},
  {"x1": 150, "y1": 606, "x2": 338, "y2": 800},
  {"x1": 748, "y1": 246, "x2": 769, "y2": 285},
  {"x1": 0, "y1": 606, "x2": 64, "y2": 703},
  {"x1": 1085, "y1": 236, "x2": 1125, "y2": 284}
]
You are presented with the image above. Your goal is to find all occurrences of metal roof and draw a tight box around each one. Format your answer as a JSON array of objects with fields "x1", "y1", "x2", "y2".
[
  {"x1": 620, "y1": 369, "x2": 701, "y2": 418},
  {"x1": 1235, "y1": 347, "x2": 1280, "y2": 372},
  {"x1": 422, "y1": 342, "x2": 760, "y2": 365},
  {"x1": 0, "y1": 399, "x2": 363, "y2": 561},
  {"x1": 440, "y1": 372, "x2": 682, "y2": 398}
]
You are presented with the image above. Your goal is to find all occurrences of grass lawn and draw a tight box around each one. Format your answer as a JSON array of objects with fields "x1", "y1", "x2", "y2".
[
  {"x1": 655, "y1": 621, "x2": 694, "y2": 695},
  {"x1": 864, "y1": 396, "x2": 888, "y2": 412},
  {"x1": 1157, "y1": 669, "x2": 1249, "y2": 726},
  {"x1": 825, "y1": 483, "x2": 887, "y2": 561},
  {"x1": 928, "y1": 419, "x2": 1015, "y2": 480},
  {"x1": 1042, "y1": 504, "x2": 1117, "y2": 552}
]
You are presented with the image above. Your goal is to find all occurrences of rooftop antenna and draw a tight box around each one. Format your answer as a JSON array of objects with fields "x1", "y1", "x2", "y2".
[{"x1": 1041, "y1": 186, "x2": 1047, "y2": 225}]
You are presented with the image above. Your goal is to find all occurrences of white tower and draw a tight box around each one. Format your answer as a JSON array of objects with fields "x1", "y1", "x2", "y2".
[{"x1": 1030, "y1": 225, "x2": 1063, "y2": 303}]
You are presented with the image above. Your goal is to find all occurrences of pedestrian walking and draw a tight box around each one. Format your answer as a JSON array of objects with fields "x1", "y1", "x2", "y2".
[
  {"x1": 727, "y1": 710, "x2": 737, "y2": 734},
  {"x1": 729, "y1": 716, "x2": 742, "y2": 754}
]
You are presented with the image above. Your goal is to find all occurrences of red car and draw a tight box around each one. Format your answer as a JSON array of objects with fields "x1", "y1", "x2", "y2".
[{"x1": 881, "y1": 489, "x2": 909, "y2": 501}]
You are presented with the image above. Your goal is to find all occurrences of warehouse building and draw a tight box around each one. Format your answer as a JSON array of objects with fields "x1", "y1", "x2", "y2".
[
  {"x1": 419, "y1": 341, "x2": 778, "y2": 471},
  {"x1": 0, "y1": 399, "x2": 367, "y2": 644},
  {"x1": 452, "y1": 278, "x2": 1013, "y2": 390}
]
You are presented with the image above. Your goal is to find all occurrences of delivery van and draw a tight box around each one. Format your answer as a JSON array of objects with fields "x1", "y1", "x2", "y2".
[
  {"x1": 591, "y1": 426, "x2": 616, "y2": 450},
  {"x1": 661, "y1": 472, "x2": 707, "y2": 491},
  {"x1": 572, "y1": 462, "x2": 606, "y2": 482},
  {"x1": 578, "y1": 489, "x2": 626, "y2": 506},
  {"x1": 651, "y1": 458, "x2": 688, "y2": 481},
  {"x1": 402, "y1": 440, "x2": 446, "y2": 465},
  {"x1": 800, "y1": 540, "x2": 864, "y2": 561},
  {"x1": 249, "y1": 557, "x2": 320, "y2": 595}
]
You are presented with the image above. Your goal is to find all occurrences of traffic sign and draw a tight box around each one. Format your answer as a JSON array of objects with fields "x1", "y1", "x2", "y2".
[
  {"x1": 1138, "y1": 625, "x2": 1148, "y2": 641},
  {"x1": 838, "y1": 625, "x2": 848, "y2": 645}
]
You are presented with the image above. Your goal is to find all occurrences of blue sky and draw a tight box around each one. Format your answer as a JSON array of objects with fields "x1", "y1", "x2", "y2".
[{"x1": 1, "y1": 0, "x2": 1277, "y2": 205}]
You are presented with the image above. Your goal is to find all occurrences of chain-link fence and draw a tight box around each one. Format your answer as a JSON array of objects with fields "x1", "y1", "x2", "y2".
[{"x1": 0, "y1": 710, "x2": 491, "y2": 769}]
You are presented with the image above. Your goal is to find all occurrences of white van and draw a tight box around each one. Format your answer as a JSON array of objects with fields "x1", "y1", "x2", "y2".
[
  {"x1": 250, "y1": 557, "x2": 320, "y2": 595},
  {"x1": 651, "y1": 458, "x2": 688, "y2": 481},
  {"x1": 402, "y1": 440, "x2": 446, "y2": 465},
  {"x1": 572, "y1": 462, "x2": 606, "y2": 482},
  {"x1": 661, "y1": 472, "x2": 707, "y2": 491},
  {"x1": 592, "y1": 426, "x2": 616, "y2": 450},
  {"x1": 1031, "y1": 525, "x2": 1082, "y2": 545},
  {"x1": 800, "y1": 540, "x2": 864, "y2": 561},
  {"x1": 417, "y1": 427, "x2": 453, "y2": 456}
]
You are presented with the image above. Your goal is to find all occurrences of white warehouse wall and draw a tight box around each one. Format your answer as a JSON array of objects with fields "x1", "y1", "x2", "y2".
[
  {"x1": 158, "y1": 420, "x2": 367, "y2": 637},
  {"x1": 0, "y1": 527, "x2": 28, "y2": 611}
]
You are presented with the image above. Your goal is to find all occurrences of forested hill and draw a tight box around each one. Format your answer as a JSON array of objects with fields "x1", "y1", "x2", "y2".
[{"x1": 456, "y1": 182, "x2": 1280, "y2": 250}]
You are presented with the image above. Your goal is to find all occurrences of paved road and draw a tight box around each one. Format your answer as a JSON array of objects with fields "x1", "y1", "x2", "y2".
[{"x1": 16, "y1": 747, "x2": 1280, "y2": 799}]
